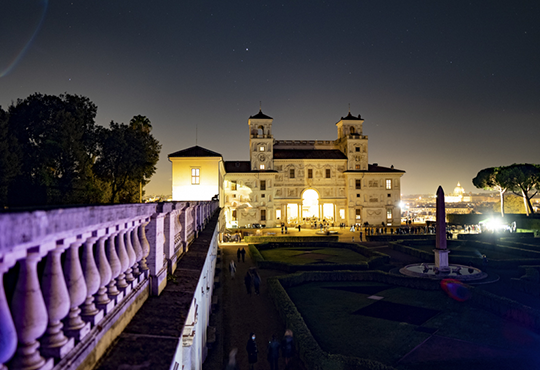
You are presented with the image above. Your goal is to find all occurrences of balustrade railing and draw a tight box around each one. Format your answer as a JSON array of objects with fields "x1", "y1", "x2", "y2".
[{"x1": 0, "y1": 200, "x2": 218, "y2": 370}]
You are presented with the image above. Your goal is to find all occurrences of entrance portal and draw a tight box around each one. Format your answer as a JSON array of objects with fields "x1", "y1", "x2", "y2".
[{"x1": 302, "y1": 189, "x2": 319, "y2": 220}]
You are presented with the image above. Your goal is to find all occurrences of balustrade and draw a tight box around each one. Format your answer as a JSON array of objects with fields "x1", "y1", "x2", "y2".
[{"x1": 0, "y1": 200, "x2": 218, "y2": 369}]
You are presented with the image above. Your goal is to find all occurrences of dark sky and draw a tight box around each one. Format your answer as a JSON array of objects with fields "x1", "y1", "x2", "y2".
[{"x1": 2, "y1": 1, "x2": 539, "y2": 196}]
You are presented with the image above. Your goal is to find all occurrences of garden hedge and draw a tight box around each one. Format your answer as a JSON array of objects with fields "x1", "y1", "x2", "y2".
[{"x1": 249, "y1": 242, "x2": 389, "y2": 273}]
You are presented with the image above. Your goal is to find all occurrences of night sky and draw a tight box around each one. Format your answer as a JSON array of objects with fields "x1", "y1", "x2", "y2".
[{"x1": 2, "y1": 1, "x2": 539, "y2": 197}]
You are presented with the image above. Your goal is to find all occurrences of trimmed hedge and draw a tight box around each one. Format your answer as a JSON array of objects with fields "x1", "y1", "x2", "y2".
[
  {"x1": 269, "y1": 270, "x2": 540, "y2": 369},
  {"x1": 268, "y1": 275, "x2": 396, "y2": 370},
  {"x1": 244, "y1": 235, "x2": 339, "y2": 243},
  {"x1": 249, "y1": 242, "x2": 390, "y2": 273}
]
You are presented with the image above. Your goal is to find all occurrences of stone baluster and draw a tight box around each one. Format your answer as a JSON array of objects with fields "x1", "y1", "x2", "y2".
[
  {"x1": 80, "y1": 237, "x2": 104, "y2": 325},
  {"x1": 131, "y1": 226, "x2": 142, "y2": 280},
  {"x1": 114, "y1": 231, "x2": 129, "y2": 294},
  {"x1": 94, "y1": 236, "x2": 114, "y2": 314},
  {"x1": 10, "y1": 251, "x2": 53, "y2": 370},
  {"x1": 0, "y1": 259, "x2": 17, "y2": 370},
  {"x1": 41, "y1": 244, "x2": 74, "y2": 359},
  {"x1": 124, "y1": 227, "x2": 136, "y2": 283},
  {"x1": 138, "y1": 223, "x2": 150, "y2": 273},
  {"x1": 63, "y1": 241, "x2": 91, "y2": 341},
  {"x1": 105, "y1": 232, "x2": 122, "y2": 301}
]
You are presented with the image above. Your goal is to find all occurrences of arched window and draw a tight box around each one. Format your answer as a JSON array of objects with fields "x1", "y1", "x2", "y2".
[
  {"x1": 350, "y1": 127, "x2": 356, "y2": 134},
  {"x1": 258, "y1": 125, "x2": 265, "y2": 136}
]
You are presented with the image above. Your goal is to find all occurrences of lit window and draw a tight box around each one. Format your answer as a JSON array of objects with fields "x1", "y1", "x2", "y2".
[
  {"x1": 356, "y1": 209, "x2": 361, "y2": 219},
  {"x1": 191, "y1": 168, "x2": 200, "y2": 185},
  {"x1": 260, "y1": 180, "x2": 266, "y2": 190},
  {"x1": 231, "y1": 181, "x2": 237, "y2": 190},
  {"x1": 260, "y1": 164, "x2": 265, "y2": 170},
  {"x1": 290, "y1": 169, "x2": 295, "y2": 178},
  {"x1": 387, "y1": 209, "x2": 393, "y2": 219},
  {"x1": 355, "y1": 165, "x2": 360, "y2": 170},
  {"x1": 355, "y1": 179, "x2": 361, "y2": 189},
  {"x1": 308, "y1": 169, "x2": 313, "y2": 178},
  {"x1": 259, "y1": 146, "x2": 265, "y2": 151},
  {"x1": 386, "y1": 179, "x2": 392, "y2": 190},
  {"x1": 325, "y1": 169, "x2": 331, "y2": 178},
  {"x1": 276, "y1": 209, "x2": 281, "y2": 219},
  {"x1": 261, "y1": 209, "x2": 266, "y2": 221}
]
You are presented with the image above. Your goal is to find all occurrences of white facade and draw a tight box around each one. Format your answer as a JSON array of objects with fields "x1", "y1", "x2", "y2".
[{"x1": 221, "y1": 110, "x2": 405, "y2": 228}]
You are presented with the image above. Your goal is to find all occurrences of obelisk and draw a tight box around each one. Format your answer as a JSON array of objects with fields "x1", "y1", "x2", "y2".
[{"x1": 434, "y1": 186, "x2": 450, "y2": 272}]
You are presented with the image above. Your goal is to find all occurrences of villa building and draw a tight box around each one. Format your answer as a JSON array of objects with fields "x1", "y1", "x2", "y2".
[{"x1": 169, "y1": 109, "x2": 405, "y2": 228}]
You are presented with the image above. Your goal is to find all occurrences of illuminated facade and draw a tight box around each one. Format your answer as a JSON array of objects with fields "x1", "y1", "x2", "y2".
[{"x1": 169, "y1": 110, "x2": 405, "y2": 228}]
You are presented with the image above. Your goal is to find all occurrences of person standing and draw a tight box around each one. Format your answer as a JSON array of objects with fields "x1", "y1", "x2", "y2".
[
  {"x1": 225, "y1": 348, "x2": 238, "y2": 370},
  {"x1": 253, "y1": 271, "x2": 261, "y2": 295},
  {"x1": 246, "y1": 333, "x2": 258, "y2": 370},
  {"x1": 359, "y1": 231, "x2": 363, "y2": 241},
  {"x1": 241, "y1": 247, "x2": 246, "y2": 262},
  {"x1": 281, "y1": 329, "x2": 294, "y2": 368},
  {"x1": 244, "y1": 271, "x2": 252, "y2": 296},
  {"x1": 229, "y1": 260, "x2": 236, "y2": 279},
  {"x1": 267, "y1": 334, "x2": 280, "y2": 370}
]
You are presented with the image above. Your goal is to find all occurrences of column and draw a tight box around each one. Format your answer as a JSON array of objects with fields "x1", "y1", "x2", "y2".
[
  {"x1": 63, "y1": 241, "x2": 91, "y2": 341},
  {"x1": 138, "y1": 222, "x2": 150, "y2": 274},
  {"x1": 94, "y1": 236, "x2": 114, "y2": 314},
  {"x1": 105, "y1": 232, "x2": 123, "y2": 302},
  {"x1": 124, "y1": 227, "x2": 136, "y2": 284},
  {"x1": 131, "y1": 226, "x2": 143, "y2": 281},
  {"x1": 40, "y1": 245, "x2": 74, "y2": 359},
  {"x1": 114, "y1": 231, "x2": 129, "y2": 295},
  {"x1": 10, "y1": 252, "x2": 54, "y2": 370},
  {"x1": 0, "y1": 259, "x2": 17, "y2": 369},
  {"x1": 80, "y1": 237, "x2": 104, "y2": 325}
]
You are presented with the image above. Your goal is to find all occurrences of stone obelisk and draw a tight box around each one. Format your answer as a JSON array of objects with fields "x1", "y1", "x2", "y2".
[{"x1": 434, "y1": 186, "x2": 450, "y2": 272}]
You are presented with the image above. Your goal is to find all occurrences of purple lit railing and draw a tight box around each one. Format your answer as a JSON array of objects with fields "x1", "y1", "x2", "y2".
[{"x1": 0, "y1": 201, "x2": 218, "y2": 370}]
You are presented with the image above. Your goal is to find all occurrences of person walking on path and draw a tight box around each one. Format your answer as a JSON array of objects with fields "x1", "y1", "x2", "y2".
[
  {"x1": 267, "y1": 334, "x2": 280, "y2": 370},
  {"x1": 252, "y1": 270, "x2": 261, "y2": 295},
  {"x1": 225, "y1": 348, "x2": 239, "y2": 370},
  {"x1": 282, "y1": 329, "x2": 294, "y2": 368},
  {"x1": 241, "y1": 247, "x2": 246, "y2": 262},
  {"x1": 244, "y1": 271, "x2": 252, "y2": 296},
  {"x1": 246, "y1": 333, "x2": 258, "y2": 370},
  {"x1": 237, "y1": 248, "x2": 241, "y2": 262},
  {"x1": 229, "y1": 260, "x2": 236, "y2": 279}
]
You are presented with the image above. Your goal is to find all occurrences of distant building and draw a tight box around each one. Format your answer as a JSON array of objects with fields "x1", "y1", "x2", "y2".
[
  {"x1": 445, "y1": 182, "x2": 472, "y2": 203},
  {"x1": 169, "y1": 109, "x2": 405, "y2": 228}
]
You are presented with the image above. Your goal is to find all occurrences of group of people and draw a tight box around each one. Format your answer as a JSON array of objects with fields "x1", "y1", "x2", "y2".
[{"x1": 226, "y1": 330, "x2": 295, "y2": 370}]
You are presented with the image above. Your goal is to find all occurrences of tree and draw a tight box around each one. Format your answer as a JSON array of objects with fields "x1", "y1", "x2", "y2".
[
  {"x1": 472, "y1": 167, "x2": 509, "y2": 217},
  {"x1": 0, "y1": 107, "x2": 21, "y2": 207},
  {"x1": 492, "y1": 194, "x2": 526, "y2": 214},
  {"x1": 503, "y1": 163, "x2": 540, "y2": 216},
  {"x1": 7, "y1": 93, "x2": 101, "y2": 206},
  {"x1": 94, "y1": 117, "x2": 161, "y2": 203}
]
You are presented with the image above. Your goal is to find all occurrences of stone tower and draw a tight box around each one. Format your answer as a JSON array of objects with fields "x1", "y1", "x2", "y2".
[
  {"x1": 248, "y1": 109, "x2": 274, "y2": 171},
  {"x1": 335, "y1": 112, "x2": 369, "y2": 171}
]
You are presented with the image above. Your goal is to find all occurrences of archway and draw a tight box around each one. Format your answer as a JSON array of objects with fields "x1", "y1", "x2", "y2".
[{"x1": 302, "y1": 189, "x2": 319, "y2": 220}]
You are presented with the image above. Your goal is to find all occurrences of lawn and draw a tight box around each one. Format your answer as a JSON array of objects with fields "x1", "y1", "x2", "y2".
[
  {"x1": 286, "y1": 281, "x2": 540, "y2": 368},
  {"x1": 260, "y1": 246, "x2": 369, "y2": 265}
]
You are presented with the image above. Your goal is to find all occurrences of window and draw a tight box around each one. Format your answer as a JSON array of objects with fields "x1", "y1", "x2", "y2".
[
  {"x1": 325, "y1": 169, "x2": 331, "y2": 178},
  {"x1": 260, "y1": 164, "x2": 265, "y2": 170},
  {"x1": 191, "y1": 168, "x2": 200, "y2": 185},
  {"x1": 231, "y1": 181, "x2": 237, "y2": 190},
  {"x1": 356, "y1": 194, "x2": 360, "y2": 198},
  {"x1": 387, "y1": 193, "x2": 391, "y2": 197},
  {"x1": 355, "y1": 179, "x2": 361, "y2": 189},
  {"x1": 356, "y1": 209, "x2": 361, "y2": 220},
  {"x1": 387, "y1": 209, "x2": 393, "y2": 219},
  {"x1": 276, "y1": 209, "x2": 281, "y2": 219},
  {"x1": 259, "y1": 146, "x2": 265, "y2": 151},
  {"x1": 290, "y1": 169, "x2": 295, "y2": 178},
  {"x1": 260, "y1": 209, "x2": 266, "y2": 221},
  {"x1": 232, "y1": 210, "x2": 237, "y2": 221},
  {"x1": 355, "y1": 147, "x2": 360, "y2": 152},
  {"x1": 261, "y1": 194, "x2": 265, "y2": 198},
  {"x1": 355, "y1": 165, "x2": 360, "y2": 170},
  {"x1": 386, "y1": 179, "x2": 392, "y2": 190},
  {"x1": 260, "y1": 180, "x2": 266, "y2": 190},
  {"x1": 308, "y1": 169, "x2": 313, "y2": 179}
]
